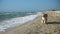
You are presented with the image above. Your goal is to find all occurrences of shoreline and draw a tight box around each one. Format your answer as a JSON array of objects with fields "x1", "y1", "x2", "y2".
[
  {"x1": 0, "y1": 13, "x2": 40, "y2": 32},
  {"x1": 1, "y1": 11, "x2": 60, "y2": 34},
  {"x1": 2, "y1": 15, "x2": 42, "y2": 34}
]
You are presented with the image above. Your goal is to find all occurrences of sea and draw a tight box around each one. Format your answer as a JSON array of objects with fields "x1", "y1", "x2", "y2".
[{"x1": 0, "y1": 11, "x2": 42, "y2": 33}]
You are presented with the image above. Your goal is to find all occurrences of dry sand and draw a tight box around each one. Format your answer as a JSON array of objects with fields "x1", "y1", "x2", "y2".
[{"x1": 2, "y1": 11, "x2": 60, "y2": 34}]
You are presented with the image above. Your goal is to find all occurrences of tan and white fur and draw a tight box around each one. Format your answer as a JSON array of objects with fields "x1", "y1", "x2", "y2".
[{"x1": 41, "y1": 14, "x2": 45, "y2": 23}]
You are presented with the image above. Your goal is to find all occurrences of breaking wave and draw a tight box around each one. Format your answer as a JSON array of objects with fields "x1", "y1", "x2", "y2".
[{"x1": 0, "y1": 12, "x2": 42, "y2": 33}]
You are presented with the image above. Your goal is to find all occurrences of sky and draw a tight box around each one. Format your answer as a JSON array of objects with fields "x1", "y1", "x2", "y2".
[{"x1": 0, "y1": 0, "x2": 60, "y2": 12}]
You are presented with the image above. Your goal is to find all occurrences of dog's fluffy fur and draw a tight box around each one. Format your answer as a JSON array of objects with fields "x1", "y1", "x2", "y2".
[{"x1": 41, "y1": 17, "x2": 45, "y2": 23}]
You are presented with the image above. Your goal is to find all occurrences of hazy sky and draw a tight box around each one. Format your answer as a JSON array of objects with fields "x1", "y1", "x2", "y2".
[{"x1": 0, "y1": 0, "x2": 60, "y2": 11}]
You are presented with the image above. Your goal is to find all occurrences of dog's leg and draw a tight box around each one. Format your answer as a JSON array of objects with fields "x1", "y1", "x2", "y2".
[
  {"x1": 41, "y1": 20, "x2": 43, "y2": 23},
  {"x1": 44, "y1": 19, "x2": 45, "y2": 23}
]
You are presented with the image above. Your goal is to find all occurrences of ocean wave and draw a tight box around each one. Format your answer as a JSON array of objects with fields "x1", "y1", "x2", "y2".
[
  {"x1": 0, "y1": 12, "x2": 42, "y2": 33},
  {"x1": 0, "y1": 12, "x2": 37, "y2": 21}
]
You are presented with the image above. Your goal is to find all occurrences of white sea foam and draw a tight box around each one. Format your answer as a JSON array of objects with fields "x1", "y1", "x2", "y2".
[{"x1": 0, "y1": 12, "x2": 42, "y2": 32}]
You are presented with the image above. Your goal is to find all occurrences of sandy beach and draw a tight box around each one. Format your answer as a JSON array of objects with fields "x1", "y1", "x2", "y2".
[{"x1": 2, "y1": 11, "x2": 60, "y2": 34}]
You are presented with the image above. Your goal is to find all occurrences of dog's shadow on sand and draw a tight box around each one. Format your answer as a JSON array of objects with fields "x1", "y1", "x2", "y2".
[{"x1": 46, "y1": 22, "x2": 60, "y2": 24}]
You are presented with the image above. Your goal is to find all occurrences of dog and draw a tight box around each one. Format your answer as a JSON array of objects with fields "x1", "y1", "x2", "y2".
[
  {"x1": 41, "y1": 16, "x2": 45, "y2": 23},
  {"x1": 41, "y1": 14, "x2": 47, "y2": 23}
]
